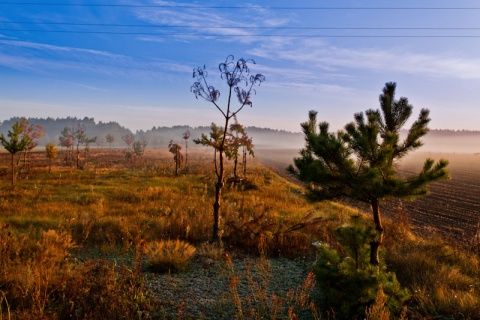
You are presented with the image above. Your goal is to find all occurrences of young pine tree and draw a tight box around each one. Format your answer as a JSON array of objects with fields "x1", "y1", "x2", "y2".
[
  {"x1": 45, "y1": 142, "x2": 58, "y2": 173},
  {"x1": 289, "y1": 82, "x2": 449, "y2": 265},
  {"x1": 0, "y1": 121, "x2": 31, "y2": 185}
]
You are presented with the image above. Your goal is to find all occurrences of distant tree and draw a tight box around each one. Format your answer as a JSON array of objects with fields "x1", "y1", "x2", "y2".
[
  {"x1": 122, "y1": 133, "x2": 135, "y2": 149},
  {"x1": 140, "y1": 138, "x2": 148, "y2": 151},
  {"x1": 289, "y1": 82, "x2": 450, "y2": 266},
  {"x1": 45, "y1": 142, "x2": 58, "y2": 173},
  {"x1": 132, "y1": 140, "x2": 145, "y2": 157},
  {"x1": 191, "y1": 55, "x2": 265, "y2": 242},
  {"x1": 228, "y1": 119, "x2": 254, "y2": 180},
  {"x1": 194, "y1": 123, "x2": 225, "y2": 173},
  {"x1": 106, "y1": 133, "x2": 115, "y2": 149},
  {"x1": 95, "y1": 136, "x2": 105, "y2": 148},
  {"x1": 59, "y1": 127, "x2": 74, "y2": 166},
  {"x1": 0, "y1": 121, "x2": 30, "y2": 185},
  {"x1": 242, "y1": 135, "x2": 254, "y2": 178},
  {"x1": 183, "y1": 130, "x2": 191, "y2": 173},
  {"x1": 73, "y1": 124, "x2": 97, "y2": 169},
  {"x1": 168, "y1": 140, "x2": 183, "y2": 176},
  {"x1": 20, "y1": 117, "x2": 44, "y2": 170}
]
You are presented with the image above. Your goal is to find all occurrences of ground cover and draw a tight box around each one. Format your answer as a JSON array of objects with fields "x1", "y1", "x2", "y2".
[{"x1": 0, "y1": 148, "x2": 479, "y2": 319}]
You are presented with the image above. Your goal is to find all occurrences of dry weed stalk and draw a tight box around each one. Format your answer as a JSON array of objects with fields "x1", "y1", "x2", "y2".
[
  {"x1": 0, "y1": 290, "x2": 11, "y2": 320},
  {"x1": 225, "y1": 235, "x2": 318, "y2": 319},
  {"x1": 365, "y1": 286, "x2": 391, "y2": 320}
]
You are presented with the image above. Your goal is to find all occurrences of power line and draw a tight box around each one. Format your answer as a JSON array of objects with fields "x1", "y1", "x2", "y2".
[
  {"x1": 2, "y1": 29, "x2": 480, "y2": 37},
  {"x1": 2, "y1": 21, "x2": 480, "y2": 30},
  {"x1": 0, "y1": 2, "x2": 480, "y2": 9}
]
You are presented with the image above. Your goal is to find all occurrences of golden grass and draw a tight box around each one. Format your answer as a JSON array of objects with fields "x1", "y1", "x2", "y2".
[
  {"x1": 1, "y1": 148, "x2": 480, "y2": 318},
  {"x1": 384, "y1": 219, "x2": 480, "y2": 319},
  {"x1": 144, "y1": 239, "x2": 196, "y2": 273}
]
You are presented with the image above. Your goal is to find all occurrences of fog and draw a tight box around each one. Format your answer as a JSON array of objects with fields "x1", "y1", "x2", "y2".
[{"x1": 253, "y1": 130, "x2": 480, "y2": 154}]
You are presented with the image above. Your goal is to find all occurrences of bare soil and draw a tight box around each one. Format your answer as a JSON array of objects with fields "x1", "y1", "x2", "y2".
[{"x1": 256, "y1": 149, "x2": 480, "y2": 245}]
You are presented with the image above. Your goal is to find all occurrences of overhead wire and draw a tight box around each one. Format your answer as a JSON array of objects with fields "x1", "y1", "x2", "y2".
[
  {"x1": 1, "y1": 3, "x2": 479, "y2": 38},
  {"x1": 1, "y1": 2, "x2": 480, "y2": 9},
  {"x1": 1, "y1": 21, "x2": 480, "y2": 30},
  {"x1": 1, "y1": 29, "x2": 479, "y2": 38}
]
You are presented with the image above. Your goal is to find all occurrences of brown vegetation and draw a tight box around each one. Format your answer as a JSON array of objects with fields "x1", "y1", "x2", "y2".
[{"x1": 0, "y1": 148, "x2": 479, "y2": 319}]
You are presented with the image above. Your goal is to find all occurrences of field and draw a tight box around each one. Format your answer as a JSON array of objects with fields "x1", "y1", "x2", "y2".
[
  {"x1": 0, "y1": 148, "x2": 339, "y2": 319},
  {"x1": 256, "y1": 149, "x2": 480, "y2": 245},
  {"x1": 0, "y1": 147, "x2": 479, "y2": 319}
]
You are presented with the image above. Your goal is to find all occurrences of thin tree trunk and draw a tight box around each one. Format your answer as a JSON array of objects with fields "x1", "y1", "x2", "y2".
[
  {"x1": 11, "y1": 153, "x2": 15, "y2": 185},
  {"x1": 76, "y1": 144, "x2": 80, "y2": 169},
  {"x1": 370, "y1": 197, "x2": 384, "y2": 266},
  {"x1": 185, "y1": 141, "x2": 188, "y2": 173},
  {"x1": 212, "y1": 150, "x2": 224, "y2": 242},
  {"x1": 243, "y1": 146, "x2": 247, "y2": 177},
  {"x1": 23, "y1": 150, "x2": 27, "y2": 167},
  {"x1": 175, "y1": 154, "x2": 179, "y2": 176},
  {"x1": 233, "y1": 156, "x2": 238, "y2": 180}
]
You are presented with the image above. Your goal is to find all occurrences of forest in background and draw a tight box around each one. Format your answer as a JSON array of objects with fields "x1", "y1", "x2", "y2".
[{"x1": 0, "y1": 116, "x2": 479, "y2": 152}]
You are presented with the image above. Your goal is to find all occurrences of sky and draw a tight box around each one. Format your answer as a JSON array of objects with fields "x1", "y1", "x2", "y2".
[{"x1": 1, "y1": 0, "x2": 480, "y2": 132}]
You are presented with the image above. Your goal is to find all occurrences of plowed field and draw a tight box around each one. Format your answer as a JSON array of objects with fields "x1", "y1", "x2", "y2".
[{"x1": 256, "y1": 149, "x2": 480, "y2": 244}]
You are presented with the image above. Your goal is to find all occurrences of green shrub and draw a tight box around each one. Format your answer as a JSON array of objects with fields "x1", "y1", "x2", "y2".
[{"x1": 313, "y1": 215, "x2": 410, "y2": 318}]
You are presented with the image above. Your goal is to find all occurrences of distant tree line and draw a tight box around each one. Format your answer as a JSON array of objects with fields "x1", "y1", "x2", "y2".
[
  {"x1": 4, "y1": 116, "x2": 474, "y2": 152},
  {"x1": 0, "y1": 117, "x2": 308, "y2": 149},
  {"x1": 0, "y1": 117, "x2": 131, "y2": 148}
]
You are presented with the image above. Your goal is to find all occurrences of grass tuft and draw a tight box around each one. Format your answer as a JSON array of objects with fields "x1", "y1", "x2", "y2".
[{"x1": 145, "y1": 239, "x2": 196, "y2": 273}]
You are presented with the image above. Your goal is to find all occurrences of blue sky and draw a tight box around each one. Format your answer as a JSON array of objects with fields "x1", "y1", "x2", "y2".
[{"x1": 1, "y1": 0, "x2": 480, "y2": 132}]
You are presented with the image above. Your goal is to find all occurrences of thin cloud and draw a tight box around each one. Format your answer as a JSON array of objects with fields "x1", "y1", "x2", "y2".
[
  {"x1": 251, "y1": 39, "x2": 480, "y2": 80},
  {"x1": 0, "y1": 39, "x2": 193, "y2": 80},
  {"x1": 51, "y1": 79, "x2": 110, "y2": 92},
  {"x1": 0, "y1": 40, "x2": 127, "y2": 59},
  {"x1": 133, "y1": 1, "x2": 293, "y2": 44}
]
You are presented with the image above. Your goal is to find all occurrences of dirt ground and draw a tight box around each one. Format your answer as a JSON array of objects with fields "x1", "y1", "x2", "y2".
[{"x1": 255, "y1": 149, "x2": 480, "y2": 246}]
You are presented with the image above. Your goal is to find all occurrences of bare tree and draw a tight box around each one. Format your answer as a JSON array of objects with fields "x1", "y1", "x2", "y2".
[{"x1": 191, "y1": 55, "x2": 265, "y2": 242}]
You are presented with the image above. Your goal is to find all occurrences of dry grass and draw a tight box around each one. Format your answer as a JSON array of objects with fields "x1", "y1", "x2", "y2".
[
  {"x1": 224, "y1": 238, "x2": 320, "y2": 320},
  {"x1": 0, "y1": 149, "x2": 334, "y2": 318},
  {"x1": 1, "y1": 148, "x2": 479, "y2": 318},
  {"x1": 385, "y1": 217, "x2": 480, "y2": 319},
  {"x1": 144, "y1": 239, "x2": 196, "y2": 273}
]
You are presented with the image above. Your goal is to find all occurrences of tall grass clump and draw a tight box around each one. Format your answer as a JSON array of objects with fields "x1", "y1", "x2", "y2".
[
  {"x1": 56, "y1": 258, "x2": 154, "y2": 319},
  {"x1": 0, "y1": 225, "x2": 155, "y2": 319},
  {"x1": 145, "y1": 239, "x2": 196, "y2": 273}
]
